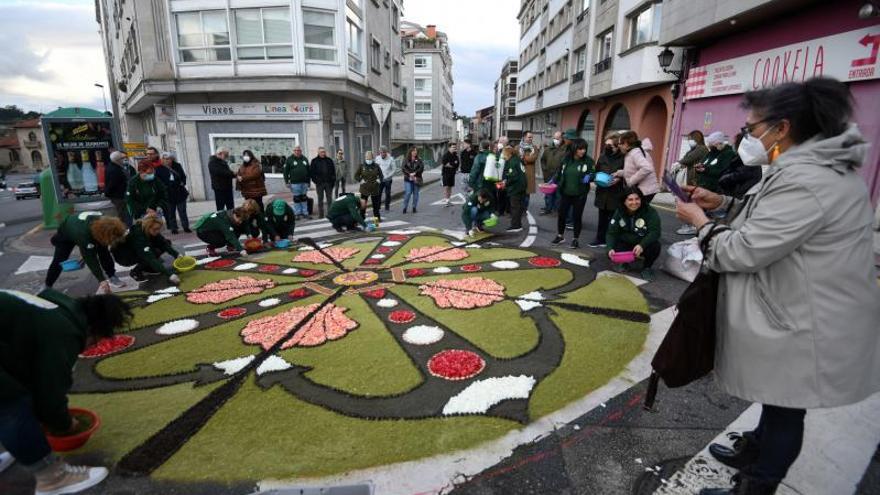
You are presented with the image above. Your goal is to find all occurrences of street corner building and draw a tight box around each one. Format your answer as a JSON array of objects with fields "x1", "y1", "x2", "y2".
[{"x1": 96, "y1": 0, "x2": 405, "y2": 201}]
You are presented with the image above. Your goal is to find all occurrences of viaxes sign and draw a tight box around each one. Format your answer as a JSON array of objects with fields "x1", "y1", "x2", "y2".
[
  {"x1": 176, "y1": 102, "x2": 321, "y2": 120},
  {"x1": 685, "y1": 27, "x2": 880, "y2": 101}
]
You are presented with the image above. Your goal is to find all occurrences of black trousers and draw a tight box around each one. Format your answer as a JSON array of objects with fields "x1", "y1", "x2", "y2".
[
  {"x1": 643, "y1": 193, "x2": 656, "y2": 204},
  {"x1": 214, "y1": 188, "x2": 234, "y2": 211},
  {"x1": 613, "y1": 239, "x2": 661, "y2": 268},
  {"x1": 749, "y1": 404, "x2": 807, "y2": 483},
  {"x1": 596, "y1": 208, "x2": 615, "y2": 244},
  {"x1": 361, "y1": 194, "x2": 381, "y2": 220},
  {"x1": 45, "y1": 232, "x2": 115, "y2": 287},
  {"x1": 508, "y1": 193, "x2": 525, "y2": 229},
  {"x1": 197, "y1": 229, "x2": 232, "y2": 249},
  {"x1": 495, "y1": 187, "x2": 508, "y2": 215},
  {"x1": 330, "y1": 213, "x2": 357, "y2": 230},
  {"x1": 557, "y1": 194, "x2": 587, "y2": 238}
]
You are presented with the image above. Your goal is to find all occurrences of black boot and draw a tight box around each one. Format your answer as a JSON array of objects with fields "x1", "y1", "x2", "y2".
[
  {"x1": 699, "y1": 471, "x2": 778, "y2": 495},
  {"x1": 709, "y1": 432, "x2": 760, "y2": 470}
]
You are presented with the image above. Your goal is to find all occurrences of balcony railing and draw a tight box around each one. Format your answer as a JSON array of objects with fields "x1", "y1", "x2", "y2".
[
  {"x1": 593, "y1": 57, "x2": 611, "y2": 75},
  {"x1": 571, "y1": 70, "x2": 584, "y2": 83},
  {"x1": 22, "y1": 139, "x2": 41, "y2": 148}
]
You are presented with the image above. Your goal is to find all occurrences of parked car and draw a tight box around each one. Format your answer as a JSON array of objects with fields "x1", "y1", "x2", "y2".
[{"x1": 14, "y1": 181, "x2": 40, "y2": 200}]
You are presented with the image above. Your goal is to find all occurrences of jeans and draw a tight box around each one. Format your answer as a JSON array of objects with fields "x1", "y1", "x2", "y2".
[
  {"x1": 464, "y1": 207, "x2": 492, "y2": 230},
  {"x1": 166, "y1": 201, "x2": 190, "y2": 231},
  {"x1": 380, "y1": 179, "x2": 393, "y2": 210},
  {"x1": 612, "y1": 240, "x2": 662, "y2": 268},
  {"x1": 290, "y1": 183, "x2": 310, "y2": 216},
  {"x1": 403, "y1": 181, "x2": 420, "y2": 210},
  {"x1": 543, "y1": 191, "x2": 558, "y2": 212},
  {"x1": 214, "y1": 188, "x2": 234, "y2": 211},
  {"x1": 334, "y1": 178, "x2": 346, "y2": 198},
  {"x1": 315, "y1": 183, "x2": 334, "y2": 217},
  {"x1": 557, "y1": 194, "x2": 587, "y2": 238},
  {"x1": 0, "y1": 396, "x2": 52, "y2": 466},
  {"x1": 508, "y1": 194, "x2": 525, "y2": 229},
  {"x1": 45, "y1": 231, "x2": 115, "y2": 287},
  {"x1": 749, "y1": 404, "x2": 807, "y2": 484},
  {"x1": 595, "y1": 208, "x2": 614, "y2": 244}
]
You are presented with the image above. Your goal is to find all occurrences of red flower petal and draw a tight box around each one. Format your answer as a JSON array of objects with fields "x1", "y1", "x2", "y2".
[
  {"x1": 298, "y1": 269, "x2": 319, "y2": 277},
  {"x1": 405, "y1": 268, "x2": 426, "y2": 277},
  {"x1": 288, "y1": 288, "x2": 310, "y2": 299},
  {"x1": 218, "y1": 307, "x2": 247, "y2": 319},
  {"x1": 206, "y1": 259, "x2": 236, "y2": 269},
  {"x1": 528, "y1": 256, "x2": 561, "y2": 268},
  {"x1": 363, "y1": 288, "x2": 386, "y2": 299},
  {"x1": 427, "y1": 350, "x2": 485, "y2": 381},
  {"x1": 461, "y1": 264, "x2": 482, "y2": 272},
  {"x1": 79, "y1": 335, "x2": 135, "y2": 358},
  {"x1": 376, "y1": 246, "x2": 394, "y2": 254},
  {"x1": 257, "y1": 264, "x2": 281, "y2": 272},
  {"x1": 388, "y1": 234, "x2": 409, "y2": 241},
  {"x1": 388, "y1": 309, "x2": 416, "y2": 324},
  {"x1": 364, "y1": 258, "x2": 381, "y2": 265}
]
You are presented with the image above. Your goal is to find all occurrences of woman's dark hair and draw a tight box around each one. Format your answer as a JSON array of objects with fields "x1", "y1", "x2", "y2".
[
  {"x1": 688, "y1": 130, "x2": 705, "y2": 144},
  {"x1": 477, "y1": 189, "x2": 491, "y2": 201},
  {"x1": 740, "y1": 77, "x2": 853, "y2": 143},
  {"x1": 733, "y1": 131, "x2": 746, "y2": 150},
  {"x1": 242, "y1": 149, "x2": 257, "y2": 164},
  {"x1": 79, "y1": 294, "x2": 133, "y2": 339},
  {"x1": 407, "y1": 146, "x2": 420, "y2": 160},
  {"x1": 618, "y1": 130, "x2": 641, "y2": 148},
  {"x1": 566, "y1": 138, "x2": 588, "y2": 161},
  {"x1": 620, "y1": 186, "x2": 645, "y2": 210}
]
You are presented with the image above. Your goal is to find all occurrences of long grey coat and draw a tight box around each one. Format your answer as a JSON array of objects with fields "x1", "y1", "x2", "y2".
[{"x1": 700, "y1": 125, "x2": 880, "y2": 409}]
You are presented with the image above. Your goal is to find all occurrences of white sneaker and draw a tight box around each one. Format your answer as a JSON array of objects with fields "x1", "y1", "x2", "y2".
[
  {"x1": 108, "y1": 275, "x2": 127, "y2": 288},
  {"x1": 676, "y1": 224, "x2": 697, "y2": 235},
  {"x1": 35, "y1": 463, "x2": 109, "y2": 495},
  {"x1": 0, "y1": 451, "x2": 14, "y2": 473}
]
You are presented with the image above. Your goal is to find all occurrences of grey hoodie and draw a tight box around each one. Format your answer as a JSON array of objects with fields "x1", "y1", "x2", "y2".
[{"x1": 700, "y1": 125, "x2": 880, "y2": 409}]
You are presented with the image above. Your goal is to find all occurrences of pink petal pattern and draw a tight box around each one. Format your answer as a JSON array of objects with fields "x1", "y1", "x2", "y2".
[
  {"x1": 406, "y1": 246, "x2": 469, "y2": 263},
  {"x1": 293, "y1": 247, "x2": 360, "y2": 264},
  {"x1": 241, "y1": 303, "x2": 358, "y2": 350},
  {"x1": 186, "y1": 276, "x2": 276, "y2": 304},
  {"x1": 419, "y1": 277, "x2": 505, "y2": 309}
]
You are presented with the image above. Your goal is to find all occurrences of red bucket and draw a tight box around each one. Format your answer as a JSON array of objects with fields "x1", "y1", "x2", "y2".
[{"x1": 45, "y1": 408, "x2": 101, "y2": 452}]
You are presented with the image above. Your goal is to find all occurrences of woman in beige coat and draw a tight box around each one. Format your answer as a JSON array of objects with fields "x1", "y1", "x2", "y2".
[{"x1": 677, "y1": 78, "x2": 880, "y2": 495}]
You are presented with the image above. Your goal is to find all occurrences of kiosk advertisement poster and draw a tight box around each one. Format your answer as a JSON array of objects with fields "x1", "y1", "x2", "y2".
[{"x1": 44, "y1": 119, "x2": 117, "y2": 203}]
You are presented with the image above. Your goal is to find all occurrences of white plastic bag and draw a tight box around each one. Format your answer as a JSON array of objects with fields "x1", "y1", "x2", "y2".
[
  {"x1": 663, "y1": 238, "x2": 703, "y2": 282},
  {"x1": 483, "y1": 154, "x2": 501, "y2": 181}
]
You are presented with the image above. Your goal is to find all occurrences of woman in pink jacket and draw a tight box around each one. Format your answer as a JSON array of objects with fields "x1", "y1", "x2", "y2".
[{"x1": 615, "y1": 131, "x2": 660, "y2": 203}]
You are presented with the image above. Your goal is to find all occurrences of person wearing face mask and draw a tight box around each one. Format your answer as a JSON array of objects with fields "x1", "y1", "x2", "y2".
[
  {"x1": 208, "y1": 147, "x2": 236, "y2": 211},
  {"x1": 126, "y1": 162, "x2": 169, "y2": 221},
  {"x1": 154, "y1": 152, "x2": 190, "y2": 234},
  {"x1": 104, "y1": 151, "x2": 134, "y2": 226},
  {"x1": 695, "y1": 132, "x2": 736, "y2": 193},
  {"x1": 717, "y1": 132, "x2": 762, "y2": 199},
  {"x1": 236, "y1": 149, "x2": 267, "y2": 211},
  {"x1": 676, "y1": 78, "x2": 880, "y2": 495},
  {"x1": 355, "y1": 151, "x2": 384, "y2": 221},
  {"x1": 614, "y1": 131, "x2": 660, "y2": 203},
  {"x1": 111, "y1": 214, "x2": 181, "y2": 285},
  {"x1": 589, "y1": 134, "x2": 625, "y2": 248},
  {"x1": 539, "y1": 131, "x2": 566, "y2": 215},
  {"x1": 550, "y1": 139, "x2": 594, "y2": 248},
  {"x1": 676, "y1": 130, "x2": 709, "y2": 185}
]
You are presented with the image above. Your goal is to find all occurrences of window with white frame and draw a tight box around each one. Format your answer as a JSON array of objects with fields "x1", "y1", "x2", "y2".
[
  {"x1": 414, "y1": 77, "x2": 431, "y2": 92},
  {"x1": 415, "y1": 122, "x2": 432, "y2": 137},
  {"x1": 414, "y1": 101, "x2": 432, "y2": 115},
  {"x1": 302, "y1": 9, "x2": 336, "y2": 62},
  {"x1": 597, "y1": 29, "x2": 613, "y2": 60},
  {"x1": 628, "y1": 2, "x2": 662, "y2": 48},
  {"x1": 233, "y1": 8, "x2": 292, "y2": 60},
  {"x1": 414, "y1": 56, "x2": 430, "y2": 70},
  {"x1": 346, "y1": 15, "x2": 364, "y2": 72},
  {"x1": 370, "y1": 38, "x2": 381, "y2": 72},
  {"x1": 176, "y1": 10, "x2": 230, "y2": 62}
]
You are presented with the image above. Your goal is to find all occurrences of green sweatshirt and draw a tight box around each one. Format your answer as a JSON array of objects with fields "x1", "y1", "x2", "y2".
[
  {"x1": 328, "y1": 194, "x2": 364, "y2": 226},
  {"x1": 606, "y1": 204, "x2": 662, "y2": 250},
  {"x1": 0, "y1": 289, "x2": 88, "y2": 432},
  {"x1": 126, "y1": 176, "x2": 169, "y2": 219},
  {"x1": 502, "y1": 156, "x2": 527, "y2": 197},
  {"x1": 283, "y1": 155, "x2": 311, "y2": 184},
  {"x1": 57, "y1": 212, "x2": 109, "y2": 281},
  {"x1": 265, "y1": 201, "x2": 295, "y2": 238},
  {"x1": 111, "y1": 223, "x2": 179, "y2": 276},
  {"x1": 469, "y1": 151, "x2": 489, "y2": 191},
  {"x1": 696, "y1": 145, "x2": 737, "y2": 192},
  {"x1": 194, "y1": 210, "x2": 243, "y2": 250},
  {"x1": 557, "y1": 156, "x2": 595, "y2": 197},
  {"x1": 461, "y1": 192, "x2": 494, "y2": 225}
]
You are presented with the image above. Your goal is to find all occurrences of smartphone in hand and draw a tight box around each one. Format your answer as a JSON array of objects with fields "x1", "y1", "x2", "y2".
[{"x1": 663, "y1": 172, "x2": 691, "y2": 203}]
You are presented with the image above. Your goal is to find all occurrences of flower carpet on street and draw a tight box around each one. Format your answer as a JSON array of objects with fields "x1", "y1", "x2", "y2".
[{"x1": 66, "y1": 232, "x2": 651, "y2": 485}]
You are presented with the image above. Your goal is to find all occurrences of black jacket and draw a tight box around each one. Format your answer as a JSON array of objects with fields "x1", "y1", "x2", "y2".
[
  {"x1": 154, "y1": 161, "x2": 189, "y2": 203},
  {"x1": 441, "y1": 151, "x2": 460, "y2": 174},
  {"x1": 208, "y1": 155, "x2": 235, "y2": 191},
  {"x1": 460, "y1": 148, "x2": 477, "y2": 174},
  {"x1": 310, "y1": 156, "x2": 337, "y2": 185},
  {"x1": 104, "y1": 161, "x2": 132, "y2": 200},
  {"x1": 717, "y1": 156, "x2": 762, "y2": 199}
]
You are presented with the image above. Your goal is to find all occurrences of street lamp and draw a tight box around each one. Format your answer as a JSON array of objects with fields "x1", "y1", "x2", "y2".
[
  {"x1": 657, "y1": 47, "x2": 683, "y2": 79},
  {"x1": 94, "y1": 83, "x2": 108, "y2": 113}
]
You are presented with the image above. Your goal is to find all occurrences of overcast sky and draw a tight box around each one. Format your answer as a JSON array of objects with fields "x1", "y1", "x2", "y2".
[{"x1": 0, "y1": 0, "x2": 519, "y2": 116}]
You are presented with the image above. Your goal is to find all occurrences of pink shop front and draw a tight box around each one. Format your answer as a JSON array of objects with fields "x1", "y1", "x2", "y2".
[{"x1": 668, "y1": 1, "x2": 880, "y2": 205}]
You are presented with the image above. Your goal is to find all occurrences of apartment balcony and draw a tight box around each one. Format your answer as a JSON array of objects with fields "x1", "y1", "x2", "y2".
[
  {"x1": 571, "y1": 70, "x2": 584, "y2": 83},
  {"x1": 22, "y1": 139, "x2": 42, "y2": 149},
  {"x1": 593, "y1": 57, "x2": 611, "y2": 75}
]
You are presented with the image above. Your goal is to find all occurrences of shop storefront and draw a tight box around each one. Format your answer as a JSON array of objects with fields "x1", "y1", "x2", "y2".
[{"x1": 669, "y1": 1, "x2": 880, "y2": 204}]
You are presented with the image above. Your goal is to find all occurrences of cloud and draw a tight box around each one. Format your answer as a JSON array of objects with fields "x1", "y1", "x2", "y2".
[
  {"x1": 403, "y1": 0, "x2": 520, "y2": 116},
  {"x1": 0, "y1": 1, "x2": 108, "y2": 113}
]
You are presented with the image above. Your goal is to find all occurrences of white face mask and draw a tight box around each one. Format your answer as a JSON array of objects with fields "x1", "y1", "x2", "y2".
[
  {"x1": 497, "y1": 143, "x2": 504, "y2": 150},
  {"x1": 737, "y1": 126, "x2": 777, "y2": 167},
  {"x1": 365, "y1": 159, "x2": 374, "y2": 165},
  {"x1": 552, "y1": 139, "x2": 561, "y2": 146},
  {"x1": 688, "y1": 139, "x2": 697, "y2": 149},
  {"x1": 242, "y1": 156, "x2": 251, "y2": 163}
]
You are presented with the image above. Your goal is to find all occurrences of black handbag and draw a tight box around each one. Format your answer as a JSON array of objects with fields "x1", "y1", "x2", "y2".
[{"x1": 645, "y1": 223, "x2": 726, "y2": 409}]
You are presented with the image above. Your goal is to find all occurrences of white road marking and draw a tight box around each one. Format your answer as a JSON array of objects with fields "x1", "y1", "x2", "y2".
[{"x1": 519, "y1": 211, "x2": 537, "y2": 247}]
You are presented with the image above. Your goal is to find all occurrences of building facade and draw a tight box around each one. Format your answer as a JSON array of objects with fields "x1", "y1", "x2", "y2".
[
  {"x1": 493, "y1": 58, "x2": 522, "y2": 142},
  {"x1": 390, "y1": 21, "x2": 455, "y2": 163},
  {"x1": 470, "y1": 105, "x2": 495, "y2": 142},
  {"x1": 515, "y1": 0, "x2": 680, "y2": 175},
  {"x1": 96, "y1": 0, "x2": 404, "y2": 200},
  {"x1": 0, "y1": 118, "x2": 49, "y2": 173},
  {"x1": 661, "y1": 0, "x2": 880, "y2": 205}
]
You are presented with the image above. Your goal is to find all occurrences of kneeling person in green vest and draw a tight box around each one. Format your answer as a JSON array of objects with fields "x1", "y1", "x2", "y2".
[
  {"x1": 194, "y1": 207, "x2": 251, "y2": 257},
  {"x1": 0, "y1": 289, "x2": 132, "y2": 495},
  {"x1": 265, "y1": 199, "x2": 295, "y2": 240},
  {"x1": 328, "y1": 193, "x2": 367, "y2": 232},
  {"x1": 44, "y1": 212, "x2": 128, "y2": 294},
  {"x1": 606, "y1": 187, "x2": 662, "y2": 281},
  {"x1": 462, "y1": 189, "x2": 494, "y2": 237},
  {"x1": 111, "y1": 215, "x2": 182, "y2": 284}
]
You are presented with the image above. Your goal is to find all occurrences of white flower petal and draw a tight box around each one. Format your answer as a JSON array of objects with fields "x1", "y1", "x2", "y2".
[
  {"x1": 561, "y1": 253, "x2": 591, "y2": 267},
  {"x1": 388, "y1": 229, "x2": 421, "y2": 235},
  {"x1": 258, "y1": 298, "x2": 281, "y2": 307},
  {"x1": 196, "y1": 256, "x2": 221, "y2": 266},
  {"x1": 298, "y1": 246, "x2": 316, "y2": 251},
  {"x1": 282, "y1": 268, "x2": 299, "y2": 274},
  {"x1": 213, "y1": 355, "x2": 255, "y2": 375},
  {"x1": 465, "y1": 244, "x2": 482, "y2": 249},
  {"x1": 233, "y1": 262, "x2": 259, "y2": 271},
  {"x1": 370, "y1": 254, "x2": 386, "y2": 259},
  {"x1": 442, "y1": 375, "x2": 537, "y2": 415},
  {"x1": 432, "y1": 266, "x2": 452, "y2": 274},
  {"x1": 376, "y1": 298, "x2": 399, "y2": 308},
  {"x1": 155, "y1": 286, "x2": 181, "y2": 294},
  {"x1": 491, "y1": 260, "x2": 519, "y2": 269},
  {"x1": 381, "y1": 241, "x2": 401, "y2": 247},
  {"x1": 450, "y1": 241, "x2": 466, "y2": 247},
  {"x1": 146, "y1": 293, "x2": 173, "y2": 303},
  {"x1": 156, "y1": 319, "x2": 199, "y2": 335},
  {"x1": 256, "y1": 355, "x2": 292, "y2": 375},
  {"x1": 402, "y1": 325, "x2": 444, "y2": 345}
]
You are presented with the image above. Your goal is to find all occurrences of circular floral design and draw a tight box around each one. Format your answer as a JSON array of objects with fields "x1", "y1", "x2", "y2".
[
  {"x1": 288, "y1": 288, "x2": 310, "y2": 299},
  {"x1": 432, "y1": 266, "x2": 452, "y2": 274},
  {"x1": 376, "y1": 246, "x2": 394, "y2": 254},
  {"x1": 297, "y1": 269, "x2": 319, "y2": 278},
  {"x1": 156, "y1": 319, "x2": 199, "y2": 335},
  {"x1": 362, "y1": 288, "x2": 386, "y2": 299},
  {"x1": 491, "y1": 260, "x2": 520, "y2": 270},
  {"x1": 461, "y1": 264, "x2": 482, "y2": 272},
  {"x1": 206, "y1": 259, "x2": 236, "y2": 269},
  {"x1": 218, "y1": 307, "x2": 247, "y2": 319},
  {"x1": 333, "y1": 271, "x2": 379, "y2": 286},
  {"x1": 388, "y1": 310, "x2": 417, "y2": 324},
  {"x1": 387, "y1": 234, "x2": 409, "y2": 242},
  {"x1": 529, "y1": 256, "x2": 561, "y2": 268},
  {"x1": 258, "y1": 298, "x2": 281, "y2": 308},
  {"x1": 79, "y1": 334, "x2": 135, "y2": 358},
  {"x1": 364, "y1": 258, "x2": 382, "y2": 265},
  {"x1": 376, "y1": 298, "x2": 398, "y2": 308},
  {"x1": 402, "y1": 325, "x2": 445, "y2": 345},
  {"x1": 405, "y1": 268, "x2": 426, "y2": 277},
  {"x1": 427, "y1": 350, "x2": 485, "y2": 381},
  {"x1": 258, "y1": 265, "x2": 281, "y2": 273}
]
